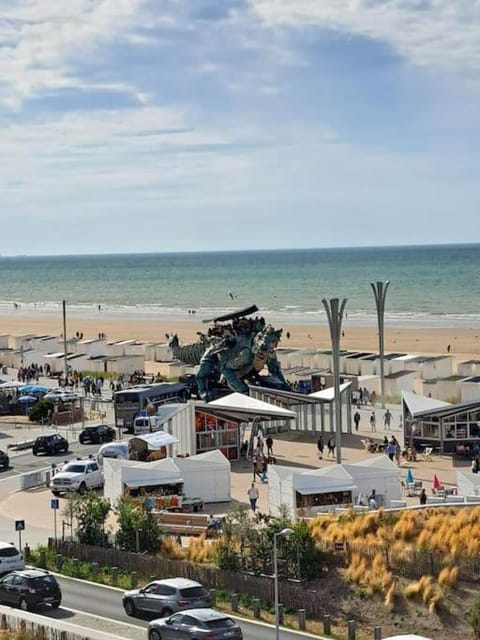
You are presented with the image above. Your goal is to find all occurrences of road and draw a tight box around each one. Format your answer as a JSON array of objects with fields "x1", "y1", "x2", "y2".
[{"x1": 39, "y1": 576, "x2": 323, "y2": 640}]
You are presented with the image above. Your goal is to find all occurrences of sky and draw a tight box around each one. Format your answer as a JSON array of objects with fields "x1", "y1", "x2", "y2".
[{"x1": 1, "y1": 0, "x2": 479, "y2": 255}]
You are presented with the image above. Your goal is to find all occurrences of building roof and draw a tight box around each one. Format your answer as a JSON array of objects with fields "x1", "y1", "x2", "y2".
[
  {"x1": 402, "y1": 390, "x2": 450, "y2": 416},
  {"x1": 205, "y1": 392, "x2": 297, "y2": 420}
]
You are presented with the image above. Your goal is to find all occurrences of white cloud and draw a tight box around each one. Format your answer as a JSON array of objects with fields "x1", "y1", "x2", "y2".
[
  {"x1": 0, "y1": 0, "x2": 157, "y2": 107},
  {"x1": 249, "y1": 0, "x2": 480, "y2": 71}
]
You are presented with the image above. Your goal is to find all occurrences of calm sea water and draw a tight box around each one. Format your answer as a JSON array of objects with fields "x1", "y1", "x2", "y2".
[{"x1": 1, "y1": 245, "x2": 479, "y2": 327}]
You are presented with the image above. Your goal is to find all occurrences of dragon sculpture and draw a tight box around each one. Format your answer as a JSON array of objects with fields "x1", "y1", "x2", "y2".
[{"x1": 169, "y1": 308, "x2": 289, "y2": 400}]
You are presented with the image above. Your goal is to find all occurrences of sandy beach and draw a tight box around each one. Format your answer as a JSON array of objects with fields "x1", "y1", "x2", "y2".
[{"x1": 1, "y1": 310, "x2": 480, "y2": 366}]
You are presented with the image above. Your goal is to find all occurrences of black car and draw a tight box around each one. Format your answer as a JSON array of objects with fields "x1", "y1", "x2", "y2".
[
  {"x1": 79, "y1": 424, "x2": 116, "y2": 445},
  {"x1": 0, "y1": 569, "x2": 61, "y2": 610},
  {"x1": 32, "y1": 433, "x2": 69, "y2": 456},
  {"x1": 0, "y1": 450, "x2": 9, "y2": 469}
]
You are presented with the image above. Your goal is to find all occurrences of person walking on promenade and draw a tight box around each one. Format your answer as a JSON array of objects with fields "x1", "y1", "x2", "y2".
[
  {"x1": 370, "y1": 411, "x2": 376, "y2": 432},
  {"x1": 353, "y1": 410, "x2": 361, "y2": 431},
  {"x1": 317, "y1": 435, "x2": 324, "y2": 459},
  {"x1": 266, "y1": 435, "x2": 274, "y2": 457},
  {"x1": 252, "y1": 454, "x2": 261, "y2": 481},
  {"x1": 248, "y1": 482, "x2": 259, "y2": 512},
  {"x1": 384, "y1": 409, "x2": 392, "y2": 429},
  {"x1": 327, "y1": 435, "x2": 335, "y2": 459}
]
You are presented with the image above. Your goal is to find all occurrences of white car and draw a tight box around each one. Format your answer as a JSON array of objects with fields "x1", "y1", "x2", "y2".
[
  {"x1": 0, "y1": 542, "x2": 24, "y2": 575},
  {"x1": 44, "y1": 389, "x2": 79, "y2": 402},
  {"x1": 50, "y1": 460, "x2": 103, "y2": 495}
]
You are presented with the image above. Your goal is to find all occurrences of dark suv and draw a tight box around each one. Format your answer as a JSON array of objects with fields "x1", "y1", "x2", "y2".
[
  {"x1": 32, "y1": 433, "x2": 69, "y2": 456},
  {"x1": 0, "y1": 450, "x2": 9, "y2": 469},
  {"x1": 0, "y1": 569, "x2": 61, "y2": 610},
  {"x1": 79, "y1": 424, "x2": 115, "y2": 445}
]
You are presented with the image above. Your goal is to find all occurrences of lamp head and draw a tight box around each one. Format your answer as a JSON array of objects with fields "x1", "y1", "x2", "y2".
[{"x1": 278, "y1": 527, "x2": 294, "y2": 538}]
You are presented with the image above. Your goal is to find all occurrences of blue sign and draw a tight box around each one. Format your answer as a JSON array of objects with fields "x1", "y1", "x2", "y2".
[
  {"x1": 15, "y1": 520, "x2": 25, "y2": 531},
  {"x1": 140, "y1": 409, "x2": 147, "y2": 417},
  {"x1": 50, "y1": 499, "x2": 59, "y2": 510}
]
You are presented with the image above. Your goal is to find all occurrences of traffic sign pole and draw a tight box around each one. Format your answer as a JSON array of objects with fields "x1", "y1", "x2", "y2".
[{"x1": 50, "y1": 499, "x2": 59, "y2": 540}]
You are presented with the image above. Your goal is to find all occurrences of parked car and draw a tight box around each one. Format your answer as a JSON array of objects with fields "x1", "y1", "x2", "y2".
[
  {"x1": 122, "y1": 578, "x2": 212, "y2": 618},
  {"x1": 148, "y1": 608, "x2": 243, "y2": 640},
  {"x1": 0, "y1": 569, "x2": 61, "y2": 610},
  {"x1": 79, "y1": 424, "x2": 115, "y2": 445},
  {"x1": 32, "y1": 433, "x2": 69, "y2": 456},
  {"x1": 50, "y1": 459, "x2": 103, "y2": 495},
  {"x1": 0, "y1": 542, "x2": 24, "y2": 575},
  {"x1": 44, "y1": 389, "x2": 79, "y2": 402},
  {"x1": 0, "y1": 450, "x2": 9, "y2": 469}
]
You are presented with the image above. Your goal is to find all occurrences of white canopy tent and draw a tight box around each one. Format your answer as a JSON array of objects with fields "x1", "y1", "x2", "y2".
[
  {"x1": 269, "y1": 456, "x2": 401, "y2": 519},
  {"x1": 103, "y1": 457, "x2": 182, "y2": 502},
  {"x1": 103, "y1": 450, "x2": 231, "y2": 504},
  {"x1": 207, "y1": 392, "x2": 297, "y2": 420},
  {"x1": 175, "y1": 450, "x2": 231, "y2": 502}
]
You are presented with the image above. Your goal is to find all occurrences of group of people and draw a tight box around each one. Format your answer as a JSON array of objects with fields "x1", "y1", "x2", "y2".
[
  {"x1": 353, "y1": 408, "x2": 393, "y2": 432},
  {"x1": 317, "y1": 434, "x2": 336, "y2": 459}
]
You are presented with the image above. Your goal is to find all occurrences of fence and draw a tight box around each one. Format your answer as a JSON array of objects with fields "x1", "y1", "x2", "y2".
[{"x1": 50, "y1": 539, "x2": 324, "y2": 616}]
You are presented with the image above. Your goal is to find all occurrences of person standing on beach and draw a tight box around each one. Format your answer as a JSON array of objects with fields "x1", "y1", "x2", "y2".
[
  {"x1": 370, "y1": 411, "x2": 376, "y2": 432},
  {"x1": 353, "y1": 410, "x2": 361, "y2": 431}
]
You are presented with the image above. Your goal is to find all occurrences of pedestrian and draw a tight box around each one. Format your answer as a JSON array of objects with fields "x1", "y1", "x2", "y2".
[
  {"x1": 386, "y1": 440, "x2": 396, "y2": 461},
  {"x1": 261, "y1": 457, "x2": 268, "y2": 482},
  {"x1": 266, "y1": 435, "x2": 273, "y2": 457},
  {"x1": 419, "y1": 488, "x2": 427, "y2": 505},
  {"x1": 370, "y1": 390, "x2": 377, "y2": 406},
  {"x1": 252, "y1": 454, "x2": 260, "y2": 480},
  {"x1": 327, "y1": 435, "x2": 335, "y2": 459},
  {"x1": 317, "y1": 435, "x2": 324, "y2": 460},
  {"x1": 384, "y1": 409, "x2": 392, "y2": 429},
  {"x1": 370, "y1": 411, "x2": 376, "y2": 432},
  {"x1": 368, "y1": 489, "x2": 378, "y2": 510},
  {"x1": 353, "y1": 410, "x2": 361, "y2": 431},
  {"x1": 248, "y1": 482, "x2": 259, "y2": 512}
]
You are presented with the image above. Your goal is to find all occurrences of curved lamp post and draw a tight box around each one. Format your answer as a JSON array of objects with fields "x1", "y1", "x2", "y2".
[
  {"x1": 322, "y1": 297, "x2": 348, "y2": 464},
  {"x1": 274, "y1": 527, "x2": 293, "y2": 640},
  {"x1": 370, "y1": 281, "x2": 390, "y2": 409}
]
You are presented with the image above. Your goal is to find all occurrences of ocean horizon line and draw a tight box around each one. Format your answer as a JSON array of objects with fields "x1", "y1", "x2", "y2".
[{"x1": 2, "y1": 241, "x2": 480, "y2": 259}]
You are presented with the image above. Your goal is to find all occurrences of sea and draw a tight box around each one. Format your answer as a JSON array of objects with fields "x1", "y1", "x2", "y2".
[{"x1": 1, "y1": 244, "x2": 480, "y2": 328}]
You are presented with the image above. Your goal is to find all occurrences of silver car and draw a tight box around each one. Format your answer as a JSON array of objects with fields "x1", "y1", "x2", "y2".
[
  {"x1": 148, "y1": 608, "x2": 243, "y2": 640},
  {"x1": 122, "y1": 578, "x2": 212, "y2": 618}
]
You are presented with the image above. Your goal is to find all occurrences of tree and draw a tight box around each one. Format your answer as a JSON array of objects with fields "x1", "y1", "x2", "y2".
[
  {"x1": 74, "y1": 492, "x2": 111, "y2": 546},
  {"x1": 115, "y1": 497, "x2": 161, "y2": 553}
]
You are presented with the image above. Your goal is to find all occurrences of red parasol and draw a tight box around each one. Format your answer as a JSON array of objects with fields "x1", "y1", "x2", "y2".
[{"x1": 433, "y1": 474, "x2": 441, "y2": 490}]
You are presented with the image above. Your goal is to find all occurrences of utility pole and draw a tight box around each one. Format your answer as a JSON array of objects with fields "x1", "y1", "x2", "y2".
[{"x1": 62, "y1": 300, "x2": 68, "y2": 384}]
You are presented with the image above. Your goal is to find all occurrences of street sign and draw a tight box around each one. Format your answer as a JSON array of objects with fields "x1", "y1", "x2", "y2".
[
  {"x1": 50, "y1": 499, "x2": 59, "y2": 510},
  {"x1": 15, "y1": 520, "x2": 25, "y2": 531}
]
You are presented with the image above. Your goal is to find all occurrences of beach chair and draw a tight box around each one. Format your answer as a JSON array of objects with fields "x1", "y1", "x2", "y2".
[{"x1": 422, "y1": 447, "x2": 433, "y2": 461}]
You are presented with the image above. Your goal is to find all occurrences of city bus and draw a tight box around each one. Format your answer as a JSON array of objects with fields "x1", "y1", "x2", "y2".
[{"x1": 113, "y1": 382, "x2": 188, "y2": 433}]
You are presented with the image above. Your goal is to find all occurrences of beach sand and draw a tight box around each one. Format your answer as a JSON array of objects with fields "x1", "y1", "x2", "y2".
[{"x1": 1, "y1": 310, "x2": 480, "y2": 366}]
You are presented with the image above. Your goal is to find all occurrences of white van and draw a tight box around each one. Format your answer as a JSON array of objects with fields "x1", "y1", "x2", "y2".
[
  {"x1": 133, "y1": 416, "x2": 162, "y2": 435},
  {"x1": 0, "y1": 542, "x2": 24, "y2": 575},
  {"x1": 97, "y1": 441, "x2": 129, "y2": 466}
]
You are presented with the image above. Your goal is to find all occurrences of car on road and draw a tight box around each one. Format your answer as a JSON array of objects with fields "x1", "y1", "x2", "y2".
[
  {"x1": 0, "y1": 450, "x2": 9, "y2": 469},
  {"x1": 50, "y1": 459, "x2": 103, "y2": 495},
  {"x1": 148, "y1": 608, "x2": 243, "y2": 640},
  {"x1": 0, "y1": 569, "x2": 61, "y2": 611},
  {"x1": 0, "y1": 543, "x2": 24, "y2": 575},
  {"x1": 44, "y1": 389, "x2": 79, "y2": 403},
  {"x1": 32, "y1": 433, "x2": 69, "y2": 456},
  {"x1": 79, "y1": 424, "x2": 116, "y2": 445},
  {"x1": 122, "y1": 577, "x2": 212, "y2": 618}
]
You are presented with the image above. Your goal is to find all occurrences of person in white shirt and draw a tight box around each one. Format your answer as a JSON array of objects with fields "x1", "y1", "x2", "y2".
[{"x1": 247, "y1": 482, "x2": 259, "y2": 512}]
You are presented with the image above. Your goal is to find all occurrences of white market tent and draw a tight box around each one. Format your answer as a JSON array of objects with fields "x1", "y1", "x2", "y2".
[
  {"x1": 103, "y1": 457, "x2": 182, "y2": 502},
  {"x1": 456, "y1": 471, "x2": 480, "y2": 498},
  {"x1": 103, "y1": 450, "x2": 231, "y2": 504},
  {"x1": 175, "y1": 450, "x2": 231, "y2": 502},
  {"x1": 269, "y1": 456, "x2": 401, "y2": 520},
  {"x1": 308, "y1": 381, "x2": 352, "y2": 401}
]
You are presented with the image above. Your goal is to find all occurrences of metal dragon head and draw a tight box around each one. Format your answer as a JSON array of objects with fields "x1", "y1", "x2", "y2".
[{"x1": 252, "y1": 325, "x2": 282, "y2": 356}]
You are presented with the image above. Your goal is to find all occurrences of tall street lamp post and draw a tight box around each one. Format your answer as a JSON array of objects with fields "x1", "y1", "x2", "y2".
[
  {"x1": 322, "y1": 297, "x2": 348, "y2": 464},
  {"x1": 274, "y1": 527, "x2": 293, "y2": 640},
  {"x1": 370, "y1": 281, "x2": 390, "y2": 409}
]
